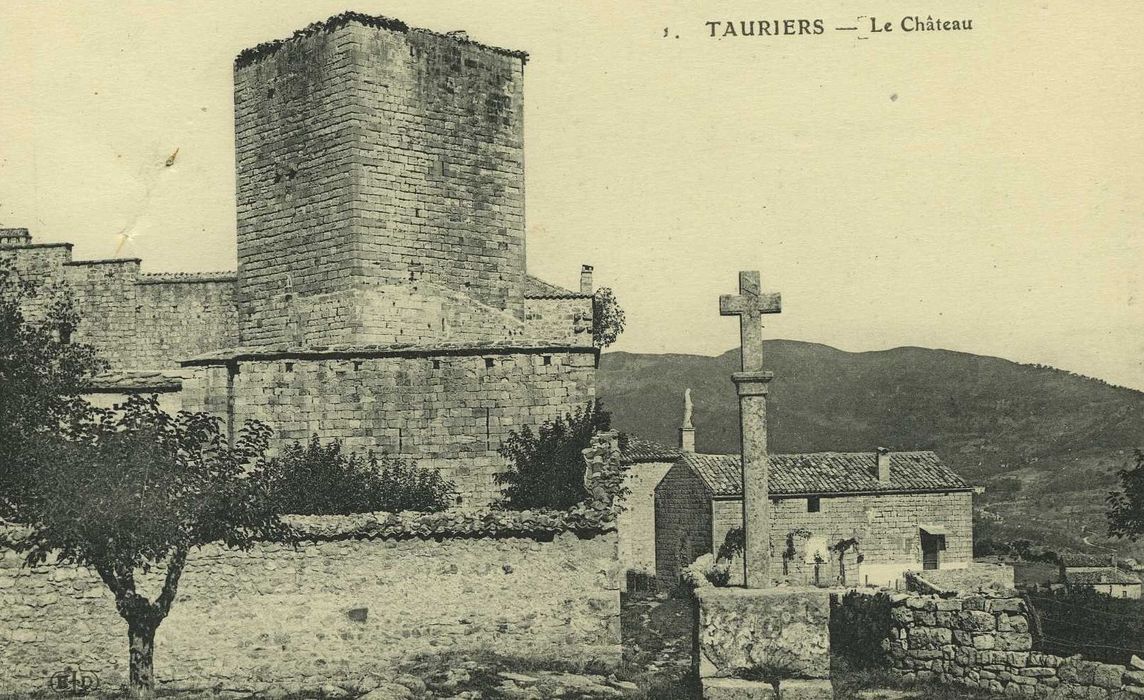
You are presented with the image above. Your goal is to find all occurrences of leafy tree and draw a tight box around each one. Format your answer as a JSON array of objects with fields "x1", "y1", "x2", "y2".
[
  {"x1": 0, "y1": 260, "x2": 105, "y2": 495},
  {"x1": 592, "y1": 287, "x2": 626, "y2": 349},
  {"x1": 495, "y1": 401, "x2": 613, "y2": 510},
  {"x1": 1107, "y1": 449, "x2": 1144, "y2": 540},
  {"x1": 267, "y1": 437, "x2": 455, "y2": 514},
  {"x1": 0, "y1": 396, "x2": 286, "y2": 699}
]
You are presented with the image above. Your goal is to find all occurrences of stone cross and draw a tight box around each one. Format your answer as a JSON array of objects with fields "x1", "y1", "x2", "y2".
[{"x1": 719, "y1": 271, "x2": 781, "y2": 588}]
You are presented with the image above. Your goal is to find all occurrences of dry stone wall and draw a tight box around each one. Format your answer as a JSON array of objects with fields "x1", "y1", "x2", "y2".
[
  {"x1": 0, "y1": 526, "x2": 620, "y2": 696},
  {"x1": 883, "y1": 591, "x2": 1144, "y2": 698}
]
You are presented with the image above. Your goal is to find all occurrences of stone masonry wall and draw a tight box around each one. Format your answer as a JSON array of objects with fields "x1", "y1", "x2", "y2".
[
  {"x1": 882, "y1": 590, "x2": 1144, "y2": 698},
  {"x1": 1, "y1": 243, "x2": 239, "y2": 370},
  {"x1": 617, "y1": 461, "x2": 673, "y2": 576},
  {"x1": 234, "y1": 21, "x2": 526, "y2": 347},
  {"x1": 654, "y1": 463, "x2": 712, "y2": 587},
  {"x1": 0, "y1": 531, "x2": 620, "y2": 696},
  {"x1": 524, "y1": 296, "x2": 593, "y2": 346},
  {"x1": 181, "y1": 348, "x2": 596, "y2": 506},
  {"x1": 707, "y1": 491, "x2": 973, "y2": 588}
]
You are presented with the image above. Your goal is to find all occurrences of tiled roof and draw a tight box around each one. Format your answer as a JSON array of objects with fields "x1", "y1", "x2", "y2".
[
  {"x1": 1059, "y1": 553, "x2": 1117, "y2": 568},
  {"x1": 83, "y1": 371, "x2": 185, "y2": 393},
  {"x1": 1065, "y1": 568, "x2": 1141, "y2": 586},
  {"x1": 620, "y1": 436, "x2": 681, "y2": 465},
  {"x1": 681, "y1": 451, "x2": 972, "y2": 498},
  {"x1": 523, "y1": 275, "x2": 591, "y2": 299}
]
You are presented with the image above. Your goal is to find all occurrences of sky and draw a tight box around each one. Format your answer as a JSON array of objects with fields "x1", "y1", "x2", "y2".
[{"x1": 1, "y1": 1, "x2": 1141, "y2": 389}]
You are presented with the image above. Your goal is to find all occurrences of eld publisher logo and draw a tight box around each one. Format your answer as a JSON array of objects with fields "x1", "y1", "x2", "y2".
[{"x1": 48, "y1": 668, "x2": 99, "y2": 695}]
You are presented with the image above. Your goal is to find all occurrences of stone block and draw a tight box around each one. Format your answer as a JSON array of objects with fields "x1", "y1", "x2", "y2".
[
  {"x1": 695, "y1": 588, "x2": 831, "y2": 682},
  {"x1": 701, "y1": 677, "x2": 776, "y2": 699}
]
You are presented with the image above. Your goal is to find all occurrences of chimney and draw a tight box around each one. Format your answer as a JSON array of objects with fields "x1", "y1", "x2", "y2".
[
  {"x1": 580, "y1": 264, "x2": 594, "y2": 295},
  {"x1": 876, "y1": 447, "x2": 891, "y2": 482},
  {"x1": 679, "y1": 388, "x2": 696, "y2": 452}
]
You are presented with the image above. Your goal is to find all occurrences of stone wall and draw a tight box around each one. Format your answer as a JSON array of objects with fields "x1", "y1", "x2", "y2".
[
  {"x1": 234, "y1": 18, "x2": 527, "y2": 347},
  {"x1": 182, "y1": 347, "x2": 596, "y2": 506},
  {"x1": 654, "y1": 463, "x2": 712, "y2": 587},
  {"x1": 881, "y1": 590, "x2": 1144, "y2": 698},
  {"x1": 708, "y1": 491, "x2": 974, "y2": 588},
  {"x1": 1, "y1": 242, "x2": 240, "y2": 370},
  {"x1": 524, "y1": 296, "x2": 593, "y2": 346},
  {"x1": 0, "y1": 527, "x2": 620, "y2": 696},
  {"x1": 617, "y1": 461, "x2": 673, "y2": 577}
]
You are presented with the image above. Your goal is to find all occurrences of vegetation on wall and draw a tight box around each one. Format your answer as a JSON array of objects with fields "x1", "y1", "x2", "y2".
[
  {"x1": 495, "y1": 401, "x2": 613, "y2": 510},
  {"x1": 592, "y1": 287, "x2": 626, "y2": 349},
  {"x1": 267, "y1": 437, "x2": 456, "y2": 515}
]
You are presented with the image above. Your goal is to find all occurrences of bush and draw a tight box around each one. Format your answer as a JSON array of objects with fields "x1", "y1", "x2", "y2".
[
  {"x1": 1026, "y1": 588, "x2": 1144, "y2": 665},
  {"x1": 681, "y1": 553, "x2": 730, "y2": 589},
  {"x1": 495, "y1": 401, "x2": 613, "y2": 510},
  {"x1": 830, "y1": 591, "x2": 893, "y2": 669},
  {"x1": 267, "y1": 437, "x2": 455, "y2": 515}
]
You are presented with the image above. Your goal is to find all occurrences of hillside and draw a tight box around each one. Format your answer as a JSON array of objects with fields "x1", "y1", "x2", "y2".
[{"x1": 598, "y1": 341, "x2": 1144, "y2": 555}]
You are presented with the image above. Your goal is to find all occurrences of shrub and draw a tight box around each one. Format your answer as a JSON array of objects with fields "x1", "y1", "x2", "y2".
[
  {"x1": 681, "y1": 553, "x2": 730, "y2": 589},
  {"x1": 829, "y1": 591, "x2": 893, "y2": 669},
  {"x1": 267, "y1": 437, "x2": 455, "y2": 515},
  {"x1": 495, "y1": 401, "x2": 613, "y2": 510}
]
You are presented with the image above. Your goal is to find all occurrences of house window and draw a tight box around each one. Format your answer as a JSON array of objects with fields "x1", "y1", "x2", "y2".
[
  {"x1": 542, "y1": 355, "x2": 552, "y2": 366},
  {"x1": 484, "y1": 358, "x2": 495, "y2": 368},
  {"x1": 807, "y1": 497, "x2": 821, "y2": 513}
]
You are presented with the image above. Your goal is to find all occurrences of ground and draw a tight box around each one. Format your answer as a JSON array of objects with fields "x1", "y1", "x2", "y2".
[{"x1": 21, "y1": 591, "x2": 997, "y2": 699}]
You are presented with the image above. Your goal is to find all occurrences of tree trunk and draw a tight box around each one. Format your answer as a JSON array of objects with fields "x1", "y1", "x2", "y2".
[{"x1": 128, "y1": 621, "x2": 157, "y2": 700}]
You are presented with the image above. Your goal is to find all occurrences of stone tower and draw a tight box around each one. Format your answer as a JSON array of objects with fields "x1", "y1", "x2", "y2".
[{"x1": 233, "y1": 13, "x2": 529, "y2": 347}]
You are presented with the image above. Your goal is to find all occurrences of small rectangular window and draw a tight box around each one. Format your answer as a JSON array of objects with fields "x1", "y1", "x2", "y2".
[
  {"x1": 284, "y1": 362, "x2": 294, "y2": 373},
  {"x1": 432, "y1": 359, "x2": 441, "y2": 370},
  {"x1": 542, "y1": 355, "x2": 552, "y2": 366},
  {"x1": 807, "y1": 497, "x2": 821, "y2": 513},
  {"x1": 484, "y1": 358, "x2": 495, "y2": 368}
]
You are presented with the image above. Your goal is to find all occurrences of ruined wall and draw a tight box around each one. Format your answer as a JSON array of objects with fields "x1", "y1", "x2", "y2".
[
  {"x1": 0, "y1": 529, "x2": 620, "y2": 696},
  {"x1": 880, "y1": 591, "x2": 1144, "y2": 698},
  {"x1": 654, "y1": 463, "x2": 712, "y2": 587},
  {"x1": 182, "y1": 348, "x2": 596, "y2": 506},
  {"x1": 234, "y1": 20, "x2": 526, "y2": 347}
]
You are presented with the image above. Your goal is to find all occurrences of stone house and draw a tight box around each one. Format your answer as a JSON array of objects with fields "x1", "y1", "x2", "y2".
[
  {"x1": 1058, "y1": 554, "x2": 1143, "y2": 598},
  {"x1": 0, "y1": 13, "x2": 599, "y2": 507},
  {"x1": 1062, "y1": 568, "x2": 1142, "y2": 598},
  {"x1": 655, "y1": 442, "x2": 975, "y2": 588}
]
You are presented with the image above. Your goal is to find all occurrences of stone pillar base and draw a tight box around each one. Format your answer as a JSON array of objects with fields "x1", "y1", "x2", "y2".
[
  {"x1": 695, "y1": 587, "x2": 833, "y2": 698},
  {"x1": 701, "y1": 677, "x2": 833, "y2": 699}
]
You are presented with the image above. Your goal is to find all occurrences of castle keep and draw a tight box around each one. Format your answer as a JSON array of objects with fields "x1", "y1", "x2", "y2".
[{"x1": 0, "y1": 14, "x2": 597, "y2": 505}]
